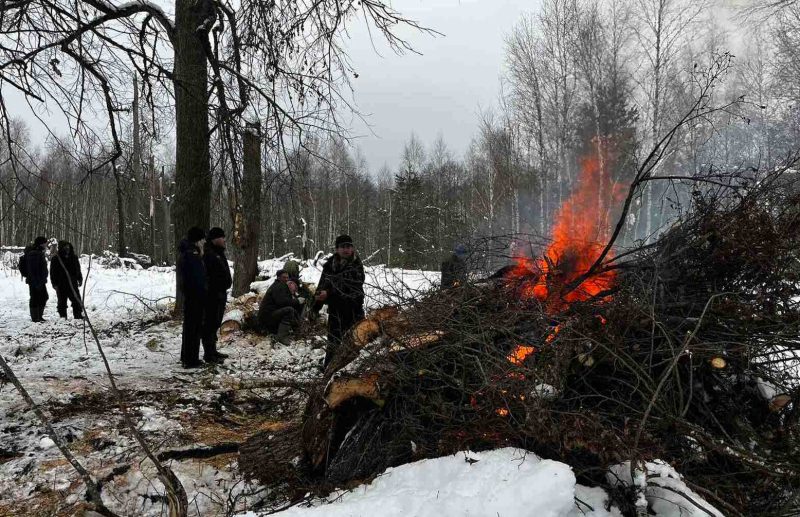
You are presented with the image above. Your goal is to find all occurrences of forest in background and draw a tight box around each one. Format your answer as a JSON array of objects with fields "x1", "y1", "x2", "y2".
[{"x1": 2, "y1": 0, "x2": 799, "y2": 270}]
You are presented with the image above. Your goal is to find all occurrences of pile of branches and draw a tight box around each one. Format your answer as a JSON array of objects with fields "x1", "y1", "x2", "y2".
[{"x1": 241, "y1": 175, "x2": 800, "y2": 515}]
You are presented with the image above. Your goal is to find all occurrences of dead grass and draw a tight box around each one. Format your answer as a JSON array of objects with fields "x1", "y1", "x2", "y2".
[{"x1": 185, "y1": 411, "x2": 291, "y2": 445}]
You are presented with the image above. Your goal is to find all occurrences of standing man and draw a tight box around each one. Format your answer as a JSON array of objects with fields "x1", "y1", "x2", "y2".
[
  {"x1": 315, "y1": 235, "x2": 365, "y2": 368},
  {"x1": 19, "y1": 236, "x2": 49, "y2": 322},
  {"x1": 441, "y1": 244, "x2": 468, "y2": 289},
  {"x1": 202, "y1": 227, "x2": 231, "y2": 363},
  {"x1": 258, "y1": 270, "x2": 303, "y2": 345},
  {"x1": 50, "y1": 241, "x2": 83, "y2": 319},
  {"x1": 178, "y1": 227, "x2": 207, "y2": 368}
]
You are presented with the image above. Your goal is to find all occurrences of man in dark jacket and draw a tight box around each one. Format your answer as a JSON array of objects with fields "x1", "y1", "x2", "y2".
[
  {"x1": 258, "y1": 270, "x2": 302, "y2": 345},
  {"x1": 20, "y1": 236, "x2": 49, "y2": 322},
  {"x1": 201, "y1": 227, "x2": 231, "y2": 363},
  {"x1": 178, "y1": 227, "x2": 207, "y2": 368},
  {"x1": 50, "y1": 241, "x2": 83, "y2": 319},
  {"x1": 315, "y1": 235, "x2": 365, "y2": 367},
  {"x1": 441, "y1": 244, "x2": 468, "y2": 289}
]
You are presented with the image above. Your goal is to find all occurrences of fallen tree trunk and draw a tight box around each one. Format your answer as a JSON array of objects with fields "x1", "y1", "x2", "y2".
[{"x1": 220, "y1": 292, "x2": 262, "y2": 337}]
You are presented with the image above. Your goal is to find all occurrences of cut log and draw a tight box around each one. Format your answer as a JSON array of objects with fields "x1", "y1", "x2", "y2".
[
  {"x1": 352, "y1": 319, "x2": 381, "y2": 347},
  {"x1": 325, "y1": 373, "x2": 381, "y2": 409},
  {"x1": 350, "y1": 307, "x2": 405, "y2": 348},
  {"x1": 770, "y1": 394, "x2": 792, "y2": 412},
  {"x1": 220, "y1": 309, "x2": 246, "y2": 337},
  {"x1": 388, "y1": 331, "x2": 444, "y2": 352},
  {"x1": 220, "y1": 292, "x2": 264, "y2": 337},
  {"x1": 369, "y1": 306, "x2": 401, "y2": 323}
]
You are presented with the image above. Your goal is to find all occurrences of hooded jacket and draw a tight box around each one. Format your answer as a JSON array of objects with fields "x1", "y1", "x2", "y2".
[
  {"x1": 203, "y1": 242, "x2": 232, "y2": 294},
  {"x1": 21, "y1": 245, "x2": 48, "y2": 287},
  {"x1": 50, "y1": 241, "x2": 82, "y2": 288},
  {"x1": 178, "y1": 239, "x2": 207, "y2": 299}
]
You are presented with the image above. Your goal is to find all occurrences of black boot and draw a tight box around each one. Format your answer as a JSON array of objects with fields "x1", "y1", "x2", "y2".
[
  {"x1": 29, "y1": 305, "x2": 37, "y2": 322},
  {"x1": 36, "y1": 306, "x2": 46, "y2": 322},
  {"x1": 275, "y1": 322, "x2": 293, "y2": 346},
  {"x1": 203, "y1": 341, "x2": 225, "y2": 364}
]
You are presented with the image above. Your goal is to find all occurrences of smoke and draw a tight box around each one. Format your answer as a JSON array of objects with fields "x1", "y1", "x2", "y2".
[{"x1": 710, "y1": 0, "x2": 761, "y2": 55}]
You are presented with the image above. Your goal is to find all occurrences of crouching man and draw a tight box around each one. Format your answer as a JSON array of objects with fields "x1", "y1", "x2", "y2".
[{"x1": 257, "y1": 270, "x2": 302, "y2": 345}]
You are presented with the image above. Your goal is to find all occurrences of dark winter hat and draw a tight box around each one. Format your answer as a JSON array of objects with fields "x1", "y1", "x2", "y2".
[
  {"x1": 335, "y1": 234, "x2": 354, "y2": 248},
  {"x1": 187, "y1": 227, "x2": 205, "y2": 243},
  {"x1": 34, "y1": 236, "x2": 47, "y2": 246},
  {"x1": 208, "y1": 227, "x2": 225, "y2": 240},
  {"x1": 454, "y1": 244, "x2": 467, "y2": 258}
]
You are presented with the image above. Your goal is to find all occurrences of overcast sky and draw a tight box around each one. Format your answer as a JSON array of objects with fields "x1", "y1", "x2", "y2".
[
  {"x1": 7, "y1": 0, "x2": 537, "y2": 174},
  {"x1": 10, "y1": 0, "x2": 748, "y2": 174},
  {"x1": 342, "y1": 0, "x2": 540, "y2": 172}
]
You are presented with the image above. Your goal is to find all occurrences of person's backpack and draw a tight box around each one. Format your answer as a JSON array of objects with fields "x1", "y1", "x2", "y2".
[{"x1": 18, "y1": 251, "x2": 29, "y2": 278}]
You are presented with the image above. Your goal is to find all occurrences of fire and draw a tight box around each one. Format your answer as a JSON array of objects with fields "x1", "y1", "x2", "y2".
[
  {"x1": 510, "y1": 138, "x2": 625, "y2": 313},
  {"x1": 507, "y1": 344, "x2": 536, "y2": 365},
  {"x1": 544, "y1": 323, "x2": 564, "y2": 344},
  {"x1": 496, "y1": 141, "x2": 622, "y2": 418}
]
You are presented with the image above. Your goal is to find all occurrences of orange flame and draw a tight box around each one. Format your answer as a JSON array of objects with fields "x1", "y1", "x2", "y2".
[
  {"x1": 544, "y1": 323, "x2": 564, "y2": 344},
  {"x1": 511, "y1": 139, "x2": 625, "y2": 313},
  {"x1": 507, "y1": 344, "x2": 536, "y2": 365}
]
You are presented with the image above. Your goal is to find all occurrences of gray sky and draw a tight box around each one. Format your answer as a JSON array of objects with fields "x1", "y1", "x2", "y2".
[
  {"x1": 9, "y1": 0, "x2": 748, "y2": 174},
  {"x1": 8, "y1": 0, "x2": 538, "y2": 173},
  {"x1": 344, "y1": 0, "x2": 539, "y2": 172}
]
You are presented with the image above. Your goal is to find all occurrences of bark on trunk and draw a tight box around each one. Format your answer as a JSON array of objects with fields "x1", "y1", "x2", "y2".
[
  {"x1": 173, "y1": 0, "x2": 211, "y2": 307},
  {"x1": 232, "y1": 121, "x2": 262, "y2": 297},
  {"x1": 132, "y1": 75, "x2": 142, "y2": 251},
  {"x1": 113, "y1": 163, "x2": 126, "y2": 256}
]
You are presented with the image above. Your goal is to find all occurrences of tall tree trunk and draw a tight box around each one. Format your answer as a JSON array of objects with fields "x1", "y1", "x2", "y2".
[
  {"x1": 161, "y1": 166, "x2": 173, "y2": 266},
  {"x1": 232, "y1": 122, "x2": 262, "y2": 297},
  {"x1": 149, "y1": 154, "x2": 156, "y2": 258},
  {"x1": 112, "y1": 163, "x2": 126, "y2": 256},
  {"x1": 132, "y1": 74, "x2": 142, "y2": 252},
  {"x1": 173, "y1": 0, "x2": 211, "y2": 306}
]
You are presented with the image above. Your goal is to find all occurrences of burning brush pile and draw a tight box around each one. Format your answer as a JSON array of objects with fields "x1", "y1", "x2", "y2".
[{"x1": 241, "y1": 164, "x2": 800, "y2": 514}]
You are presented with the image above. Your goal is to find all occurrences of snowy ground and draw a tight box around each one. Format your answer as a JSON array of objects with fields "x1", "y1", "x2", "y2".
[
  {"x1": 0, "y1": 255, "x2": 721, "y2": 516},
  {"x1": 0, "y1": 255, "x2": 441, "y2": 516}
]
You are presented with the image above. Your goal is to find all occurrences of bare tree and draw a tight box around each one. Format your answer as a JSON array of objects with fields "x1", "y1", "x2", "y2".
[
  {"x1": 633, "y1": 0, "x2": 710, "y2": 238},
  {"x1": 1, "y1": 0, "x2": 431, "y2": 298}
]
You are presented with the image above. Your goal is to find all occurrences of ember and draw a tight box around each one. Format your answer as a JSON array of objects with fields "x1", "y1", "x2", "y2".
[{"x1": 507, "y1": 344, "x2": 536, "y2": 365}]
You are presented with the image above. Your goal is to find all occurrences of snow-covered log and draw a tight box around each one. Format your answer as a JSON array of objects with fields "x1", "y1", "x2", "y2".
[{"x1": 220, "y1": 292, "x2": 262, "y2": 336}]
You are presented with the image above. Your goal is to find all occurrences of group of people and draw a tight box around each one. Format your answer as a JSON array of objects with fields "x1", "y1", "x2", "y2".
[
  {"x1": 177, "y1": 226, "x2": 232, "y2": 368},
  {"x1": 21, "y1": 227, "x2": 443, "y2": 372},
  {"x1": 178, "y1": 228, "x2": 367, "y2": 369},
  {"x1": 19, "y1": 237, "x2": 84, "y2": 322},
  {"x1": 255, "y1": 234, "x2": 366, "y2": 367}
]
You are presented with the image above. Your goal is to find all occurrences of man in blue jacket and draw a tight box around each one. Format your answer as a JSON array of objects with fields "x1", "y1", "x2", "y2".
[{"x1": 178, "y1": 227, "x2": 207, "y2": 368}]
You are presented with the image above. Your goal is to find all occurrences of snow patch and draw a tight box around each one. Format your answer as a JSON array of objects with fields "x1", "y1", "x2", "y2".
[
  {"x1": 240, "y1": 449, "x2": 621, "y2": 517},
  {"x1": 608, "y1": 460, "x2": 723, "y2": 517}
]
